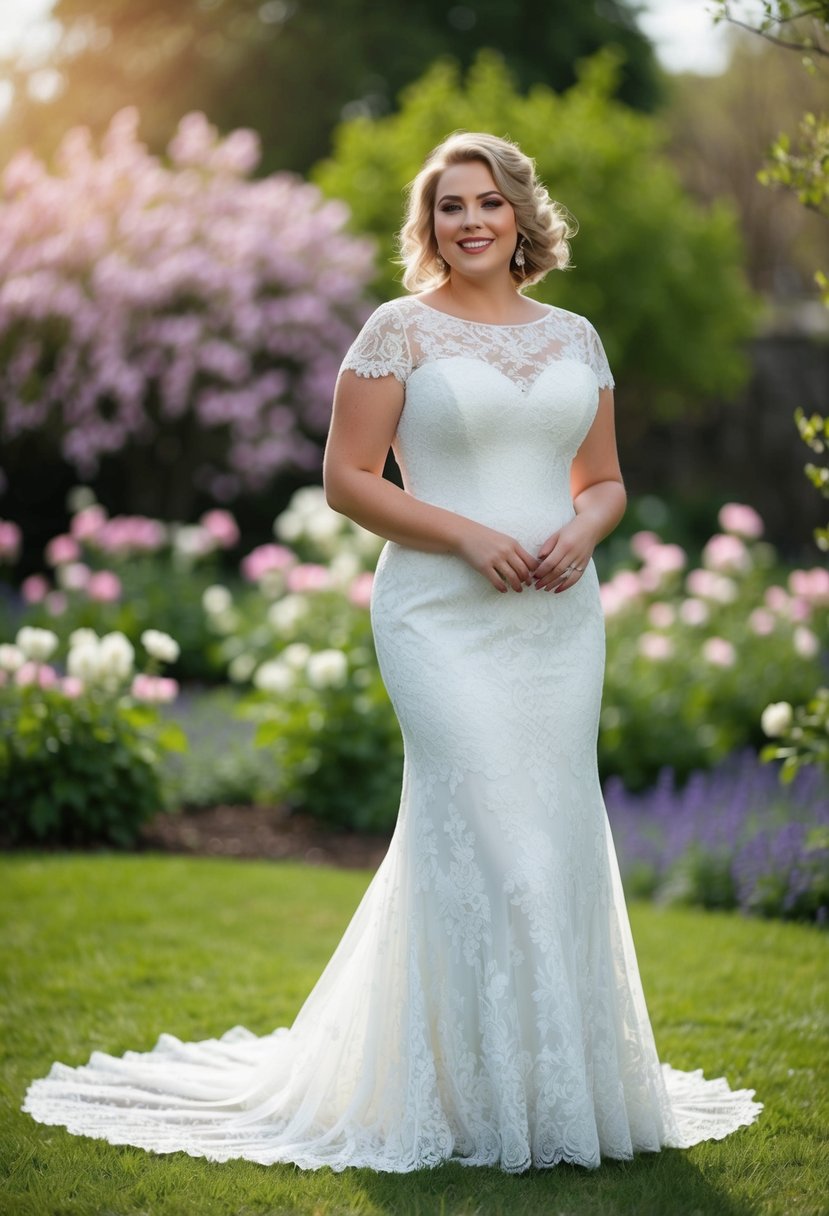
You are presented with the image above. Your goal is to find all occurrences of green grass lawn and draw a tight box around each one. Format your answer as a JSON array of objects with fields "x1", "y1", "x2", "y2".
[{"x1": 1, "y1": 854, "x2": 826, "y2": 1216}]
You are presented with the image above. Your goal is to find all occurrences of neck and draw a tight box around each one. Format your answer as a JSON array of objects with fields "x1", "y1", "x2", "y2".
[{"x1": 442, "y1": 273, "x2": 521, "y2": 320}]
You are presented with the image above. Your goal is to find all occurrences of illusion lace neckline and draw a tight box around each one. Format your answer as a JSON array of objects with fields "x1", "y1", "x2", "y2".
[{"x1": 410, "y1": 296, "x2": 556, "y2": 329}]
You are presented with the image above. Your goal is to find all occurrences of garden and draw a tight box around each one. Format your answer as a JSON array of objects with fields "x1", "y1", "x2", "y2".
[{"x1": 1, "y1": 1, "x2": 828, "y2": 1214}]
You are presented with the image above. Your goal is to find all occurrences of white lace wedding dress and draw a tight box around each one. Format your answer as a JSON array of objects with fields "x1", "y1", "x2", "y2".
[{"x1": 22, "y1": 295, "x2": 763, "y2": 1172}]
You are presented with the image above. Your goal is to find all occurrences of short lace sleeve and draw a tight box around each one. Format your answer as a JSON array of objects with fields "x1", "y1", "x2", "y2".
[
  {"x1": 582, "y1": 318, "x2": 615, "y2": 390},
  {"x1": 339, "y1": 301, "x2": 413, "y2": 385}
]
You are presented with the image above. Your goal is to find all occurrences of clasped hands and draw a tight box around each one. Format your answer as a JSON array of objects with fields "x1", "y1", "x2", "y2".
[{"x1": 457, "y1": 516, "x2": 598, "y2": 594}]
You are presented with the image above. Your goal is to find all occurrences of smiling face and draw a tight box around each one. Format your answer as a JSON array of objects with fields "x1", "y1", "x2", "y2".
[{"x1": 433, "y1": 159, "x2": 519, "y2": 281}]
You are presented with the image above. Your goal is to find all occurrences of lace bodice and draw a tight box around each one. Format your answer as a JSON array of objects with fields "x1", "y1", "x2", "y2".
[{"x1": 340, "y1": 295, "x2": 615, "y2": 395}]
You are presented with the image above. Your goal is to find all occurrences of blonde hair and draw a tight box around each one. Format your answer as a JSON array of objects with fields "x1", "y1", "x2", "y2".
[{"x1": 397, "y1": 131, "x2": 578, "y2": 292}]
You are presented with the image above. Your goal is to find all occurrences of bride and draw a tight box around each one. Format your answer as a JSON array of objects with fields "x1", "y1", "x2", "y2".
[{"x1": 22, "y1": 130, "x2": 763, "y2": 1173}]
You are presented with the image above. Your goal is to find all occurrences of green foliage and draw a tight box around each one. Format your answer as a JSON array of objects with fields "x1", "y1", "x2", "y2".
[
  {"x1": 237, "y1": 613, "x2": 404, "y2": 834},
  {"x1": 5, "y1": 0, "x2": 664, "y2": 177},
  {"x1": 0, "y1": 687, "x2": 186, "y2": 847},
  {"x1": 314, "y1": 49, "x2": 761, "y2": 420},
  {"x1": 795, "y1": 407, "x2": 829, "y2": 551},
  {"x1": 762, "y1": 688, "x2": 829, "y2": 779}
]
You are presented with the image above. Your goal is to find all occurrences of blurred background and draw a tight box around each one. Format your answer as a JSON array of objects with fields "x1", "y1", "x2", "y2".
[
  {"x1": 1, "y1": 3, "x2": 828, "y2": 925},
  {"x1": 0, "y1": 0, "x2": 826, "y2": 560}
]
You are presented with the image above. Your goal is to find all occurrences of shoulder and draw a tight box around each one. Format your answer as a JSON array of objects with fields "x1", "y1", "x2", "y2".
[{"x1": 340, "y1": 296, "x2": 415, "y2": 384}]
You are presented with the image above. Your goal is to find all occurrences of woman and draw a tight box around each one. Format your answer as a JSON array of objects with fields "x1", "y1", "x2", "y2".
[{"x1": 23, "y1": 132, "x2": 763, "y2": 1173}]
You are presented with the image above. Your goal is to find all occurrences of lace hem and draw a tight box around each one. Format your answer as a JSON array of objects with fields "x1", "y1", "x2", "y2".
[{"x1": 21, "y1": 1029, "x2": 763, "y2": 1174}]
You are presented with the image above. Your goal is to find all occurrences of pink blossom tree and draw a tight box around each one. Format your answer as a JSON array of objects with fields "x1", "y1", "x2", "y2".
[{"x1": 0, "y1": 108, "x2": 376, "y2": 518}]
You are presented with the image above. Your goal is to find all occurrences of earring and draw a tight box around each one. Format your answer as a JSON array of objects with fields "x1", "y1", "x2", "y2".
[
  {"x1": 436, "y1": 251, "x2": 446, "y2": 271},
  {"x1": 513, "y1": 237, "x2": 526, "y2": 269}
]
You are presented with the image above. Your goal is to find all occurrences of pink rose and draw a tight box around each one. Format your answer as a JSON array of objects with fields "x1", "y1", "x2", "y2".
[
  {"x1": 702, "y1": 637, "x2": 736, "y2": 668},
  {"x1": 200, "y1": 508, "x2": 240, "y2": 549},
  {"x1": 45, "y1": 533, "x2": 81, "y2": 566},
  {"x1": 21, "y1": 574, "x2": 50, "y2": 604},
  {"x1": 718, "y1": 502, "x2": 764, "y2": 539},
  {"x1": 87, "y1": 570, "x2": 122, "y2": 602},
  {"x1": 347, "y1": 571, "x2": 374, "y2": 608}
]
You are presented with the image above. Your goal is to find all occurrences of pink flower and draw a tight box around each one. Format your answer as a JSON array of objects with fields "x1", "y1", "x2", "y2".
[
  {"x1": 87, "y1": 570, "x2": 122, "y2": 602},
  {"x1": 285, "y1": 563, "x2": 331, "y2": 593},
  {"x1": 199, "y1": 508, "x2": 240, "y2": 549},
  {"x1": 702, "y1": 637, "x2": 736, "y2": 667},
  {"x1": 347, "y1": 571, "x2": 374, "y2": 608},
  {"x1": 788, "y1": 567, "x2": 829, "y2": 606},
  {"x1": 718, "y1": 502, "x2": 764, "y2": 539},
  {"x1": 70, "y1": 504, "x2": 108, "y2": 542},
  {"x1": 630, "y1": 530, "x2": 660, "y2": 561},
  {"x1": 15, "y1": 661, "x2": 59, "y2": 688},
  {"x1": 131, "y1": 673, "x2": 179, "y2": 703},
  {"x1": 61, "y1": 675, "x2": 85, "y2": 698},
  {"x1": 748, "y1": 608, "x2": 775, "y2": 636},
  {"x1": 638, "y1": 632, "x2": 674, "y2": 661},
  {"x1": 679, "y1": 598, "x2": 709, "y2": 626},
  {"x1": 701, "y1": 533, "x2": 750, "y2": 573},
  {"x1": 45, "y1": 533, "x2": 81, "y2": 566},
  {"x1": 241, "y1": 543, "x2": 296, "y2": 582},
  {"x1": 647, "y1": 602, "x2": 675, "y2": 629},
  {"x1": 793, "y1": 626, "x2": 819, "y2": 659},
  {"x1": 21, "y1": 574, "x2": 50, "y2": 604},
  {"x1": 686, "y1": 569, "x2": 737, "y2": 603},
  {"x1": 644, "y1": 543, "x2": 687, "y2": 574},
  {"x1": 0, "y1": 519, "x2": 22, "y2": 562},
  {"x1": 765, "y1": 585, "x2": 790, "y2": 614}
]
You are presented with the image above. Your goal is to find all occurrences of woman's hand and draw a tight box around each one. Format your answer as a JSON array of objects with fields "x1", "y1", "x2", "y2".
[
  {"x1": 532, "y1": 515, "x2": 600, "y2": 593},
  {"x1": 454, "y1": 520, "x2": 540, "y2": 593}
]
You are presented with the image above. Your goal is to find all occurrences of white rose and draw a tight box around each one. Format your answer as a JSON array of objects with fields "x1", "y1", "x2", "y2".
[
  {"x1": 67, "y1": 639, "x2": 103, "y2": 682},
  {"x1": 0, "y1": 643, "x2": 25, "y2": 672},
  {"x1": 305, "y1": 509, "x2": 342, "y2": 545},
  {"x1": 328, "y1": 551, "x2": 361, "y2": 587},
  {"x1": 281, "y1": 642, "x2": 312, "y2": 670},
  {"x1": 254, "y1": 659, "x2": 295, "y2": 694},
  {"x1": 15, "y1": 626, "x2": 59, "y2": 663},
  {"x1": 761, "y1": 701, "x2": 793, "y2": 738},
  {"x1": 172, "y1": 524, "x2": 212, "y2": 558},
  {"x1": 306, "y1": 648, "x2": 348, "y2": 690},
  {"x1": 267, "y1": 594, "x2": 310, "y2": 633},
  {"x1": 98, "y1": 631, "x2": 135, "y2": 682},
  {"x1": 202, "y1": 584, "x2": 232, "y2": 616},
  {"x1": 68, "y1": 627, "x2": 99, "y2": 648},
  {"x1": 140, "y1": 629, "x2": 180, "y2": 663},
  {"x1": 228, "y1": 653, "x2": 257, "y2": 683},
  {"x1": 273, "y1": 510, "x2": 303, "y2": 542}
]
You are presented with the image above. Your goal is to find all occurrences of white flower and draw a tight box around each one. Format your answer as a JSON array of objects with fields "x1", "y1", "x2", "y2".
[
  {"x1": 267, "y1": 593, "x2": 310, "y2": 633},
  {"x1": 15, "y1": 626, "x2": 59, "y2": 663},
  {"x1": 68, "y1": 627, "x2": 99, "y2": 648},
  {"x1": 253, "y1": 659, "x2": 295, "y2": 694},
  {"x1": 202, "y1": 584, "x2": 232, "y2": 615},
  {"x1": 172, "y1": 524, "x2": 213, "y2": 559},
  {"x1": 281, "y1": 642, "x2": 312, "y2": 670},
  {"x1": 0, "y1": 643, "x2": 25, "y2": 672},
  {"x1": 306, "y1": 648, "x2": 348, "y2": 689},
  {"x1": 273, "y1": 508, "x2": 303, "y2": 543},
  {"x1": 98, "y1": 631, "x2": 135, "y2": 683},
  {"x1": 761, "y1": 701, "x2": 793, "y2": 738},
  {"x1": 141, "y1": 628, "x2": 180, "y2": 663},
  {"x1": 793, "y1": 626, "x2": 819, "y2": 659},
  {"x1": 67, "y1": 639, "x2": 102, "y2": 682},
  {"x1": 228, "y1": 653, "x2": 257, "y2": 683},
  {"x1": 328, "y1": 550, "x2": 361, "y2": 587}
]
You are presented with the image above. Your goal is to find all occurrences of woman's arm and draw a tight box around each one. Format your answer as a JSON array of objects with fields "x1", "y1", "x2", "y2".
[
  {"x1": 323, "y1": 369, "x2": 539, "y2": 593},
  {"x1": 532, "y1": 387, "x2": 627, "y2": 592}
]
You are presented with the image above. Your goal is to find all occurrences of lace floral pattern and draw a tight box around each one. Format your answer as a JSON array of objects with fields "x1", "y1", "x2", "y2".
[{"x1": 21, "y1": 295, "x2": 764, "y2": 1172}]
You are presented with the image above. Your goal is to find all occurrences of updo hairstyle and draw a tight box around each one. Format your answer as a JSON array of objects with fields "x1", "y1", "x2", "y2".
[{"x1": 397, "y1": 131, "x2": 578, "y2": 292}]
